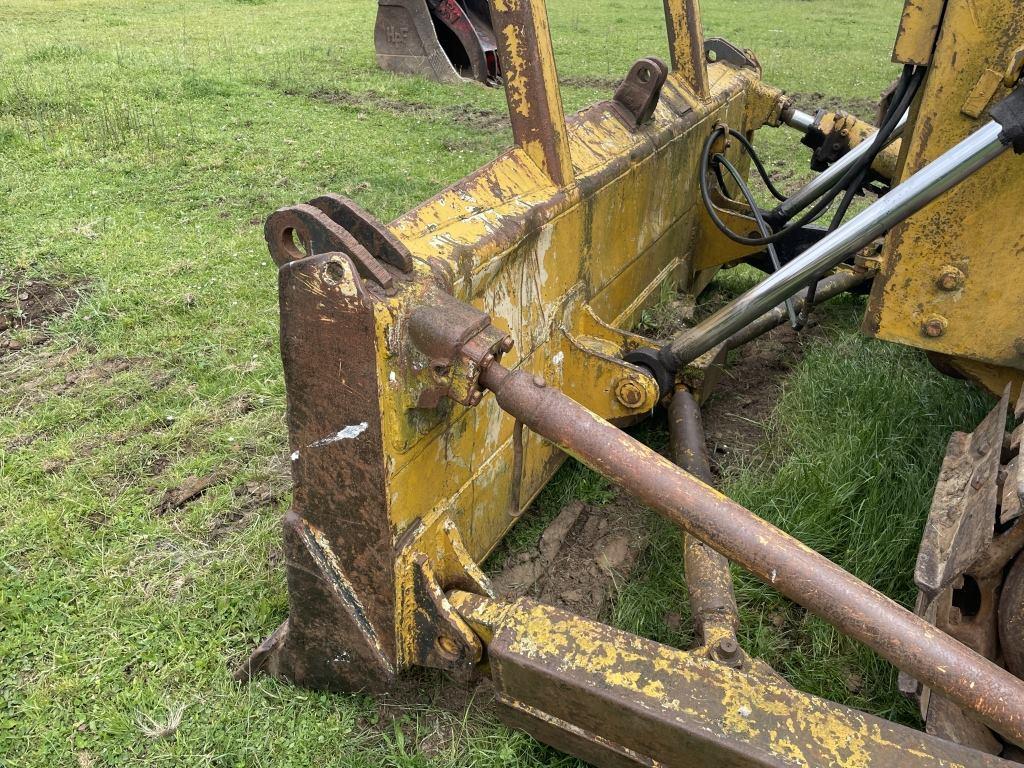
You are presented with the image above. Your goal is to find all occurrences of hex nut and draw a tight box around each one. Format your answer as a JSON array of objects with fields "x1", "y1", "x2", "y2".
[
  {"x1": 921, "y1": 315, "x2": 948, "y2": 338},
  {"x1": 936, "y1": 266, "x2": 964, "y2": 292},
  {"x1": 614, "y1": 377, "x2": 647, "y2": 408}
]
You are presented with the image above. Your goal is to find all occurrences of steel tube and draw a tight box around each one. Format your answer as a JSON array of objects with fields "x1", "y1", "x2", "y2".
[
  {"x1": 480, "y1": 360, "x2": 1024, "y2": 746},
  {"x1": 780, "y1": 106, "x2": 815, "y2": 133},
  {"x1": 668, "y1": 389, "x2": 739, "y2": 643},
  {"x1": 723, "y1": 267, "x2": 874, "y2": 351},
  {"x1": 775, "y1": 111, "x2": 908, "y2": 221},
  {"x1": 663, "y1": 120, "x2": 1008, "y2": 368}
]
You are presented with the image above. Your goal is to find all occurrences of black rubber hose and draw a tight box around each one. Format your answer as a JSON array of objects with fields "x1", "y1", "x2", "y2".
[
  {"x1": 796, "y1": 66, "x2": 923, "y2": 325},
  {"x1": 713, "y1": 153, "x2": 799, "y2": 326},
  {"x1": 699, "y1": 66, "x2": 918, "y2": 248}
]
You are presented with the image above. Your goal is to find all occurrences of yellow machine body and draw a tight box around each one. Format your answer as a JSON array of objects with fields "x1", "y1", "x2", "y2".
[{"x1": 866, "y1": 0, "x2": 1024, "y2": 395}]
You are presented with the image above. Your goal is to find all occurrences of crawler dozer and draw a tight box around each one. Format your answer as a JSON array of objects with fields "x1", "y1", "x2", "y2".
[{"x1": 241, "y1": 0, "x2": 1024, "y2": 764}]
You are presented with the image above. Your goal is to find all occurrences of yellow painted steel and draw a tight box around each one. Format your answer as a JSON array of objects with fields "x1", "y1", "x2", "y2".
[
  {"x1": 450, "y1": 592, "x2": 1004, "y2": 767},
  {"x1": 344, "y1": 0, "x2": 791, "y2": 668},
  {"x1": 380, "y1": 62, "x2": 779, "y2": 665},
  {"x1": 865, "y1": 0, "x2": 1024, "y2": 396},
  {"x1": 892, "y1": 0, "x2": 947, "y2": 66}
]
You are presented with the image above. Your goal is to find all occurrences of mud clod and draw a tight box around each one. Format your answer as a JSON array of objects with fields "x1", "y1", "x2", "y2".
[
  {"x1": 207, "y1": 481, "x2": 283, "y2": 541},
  {"x1": 154, "y1": 473, "x2": 222, "y2": 515}
]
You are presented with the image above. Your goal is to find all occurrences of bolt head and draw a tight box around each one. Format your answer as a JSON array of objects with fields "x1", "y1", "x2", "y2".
[
  {"x1": 921, "y1": 315, "x2": 948, "y2": 338},
  {"x1": 936, "y1": 266, "x2": 964, "y2": 292},
  {"x1": 710, "y1": 637, "x2": 742, "y2": 667},
  {"x1": 614, "y1": 378, "x2": 646, "y2": 408}
]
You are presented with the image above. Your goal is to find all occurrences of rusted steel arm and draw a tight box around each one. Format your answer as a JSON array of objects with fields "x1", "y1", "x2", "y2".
[
  {"x1": 668, "y1": 389, "x2": 739, "y2": 645},
  {"x1": 479, "y1": 361, "x2": 1024, "y2": 746}
]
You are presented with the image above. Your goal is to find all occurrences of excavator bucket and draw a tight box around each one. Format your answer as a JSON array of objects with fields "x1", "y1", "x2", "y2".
[
  {"x1": 240, "y1": 0, "x2": 1024, "y2": 764},
  {"x1": 375, "y1": 0, "x2": 500, "y2": 85}
]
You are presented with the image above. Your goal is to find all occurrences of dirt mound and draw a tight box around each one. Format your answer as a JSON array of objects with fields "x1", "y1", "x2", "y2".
[
  {"x1": 786, "y1": 91, "x2": 880, "y2": 123},
  {"x1": 0, "y1": 271, "x2": 81, "y2": 356}
]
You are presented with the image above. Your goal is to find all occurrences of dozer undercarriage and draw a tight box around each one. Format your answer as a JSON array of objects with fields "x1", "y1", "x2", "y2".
[{"x1": 241, "y1": 0, "x2": 1024, "y2": 764}]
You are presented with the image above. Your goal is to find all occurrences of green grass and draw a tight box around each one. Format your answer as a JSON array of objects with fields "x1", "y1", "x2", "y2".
[{"x1": 0, "y1": 0, "x2": 991, "y2": 765}]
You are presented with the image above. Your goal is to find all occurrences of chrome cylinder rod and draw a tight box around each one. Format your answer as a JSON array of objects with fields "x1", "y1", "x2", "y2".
[
  {"x1": 780, "y1": 106, "x2": 815, "y2": 133},
  {"x1": 663, "y1": 120, "x2": 1009, "y2": 368},
  {"x1": 776, "y1": 111, "x2": 908, "y2": 222}
]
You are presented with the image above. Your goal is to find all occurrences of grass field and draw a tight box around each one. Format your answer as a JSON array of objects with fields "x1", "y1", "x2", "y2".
[{"x1": 0, "y1": 0, "x2": 997, "y2": 766}]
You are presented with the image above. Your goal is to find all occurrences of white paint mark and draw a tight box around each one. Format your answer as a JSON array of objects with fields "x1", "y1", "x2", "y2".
[
  {"x1": 770, "y1": 569, "x2": 777, "y2": 583},
  {"x1": 291, "y1": 450, "x2": 300, "y2": 462},
  {"x1": 309, "y1": 422, "x2": 369, "y2": 448},
  {"x1": 551, "y1": 351, "x2": 564, "y2": 366},
  {"x1": 388, "y1": 371, "x2": 397, "y2": 383},
  {"x1": 738, "y1": 705, "x2": 752, "y2": 717}
]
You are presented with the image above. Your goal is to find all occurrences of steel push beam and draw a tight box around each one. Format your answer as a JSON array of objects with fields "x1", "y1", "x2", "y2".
[{"x1": 449, "y1": 592, "x2": 1014, "y2": 768}]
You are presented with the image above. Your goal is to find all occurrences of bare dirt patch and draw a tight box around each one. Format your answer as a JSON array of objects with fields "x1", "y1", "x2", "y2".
[
  {"x1": 491, "y1": 498, "x2": 649, "y2": 620},
  {"x1": 308, "y1": 88, "x2": 510, "y2": 133},
  {"x1": 52, "y1": 357, "x2": 133, "y2": 395},
  {"x1": 154, "y1": 472, "x2": 223, "y2": 515},
  {"x1": 560, "y1": 74, "x2": 622, "y2": 90},
  {"x1": 701, "y1": 323, "x2": 816, "y2": 474},
  {"x1": 0, "y1": 271, "x2": 82, "y2": 356},
  {"x1": 207, "y1": 479, "x2": 284, "y2": 541},
  {"x1": 786, "y1": 91, "x2": 881, "y2": 123}
]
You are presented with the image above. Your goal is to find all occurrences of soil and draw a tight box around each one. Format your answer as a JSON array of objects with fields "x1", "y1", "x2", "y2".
[
  {"x1": 490, "y1": 498, "x2": 649, "y2": 620},
  {"x1": 207, "y1": 479, "x2": 285, "y2": 541},
  {"x1": 786, "y1": 90, "x2": 882, "y2": 123},
  {"x1": 153, "y1": 472, "x2": 223, "y2": 515},
  {"x1": 308, "y1": 88, "x2": 510, "y2": 133},
  {"x1": 0, "y1": 271, "x2": 82, "y2": 357},
  {"x1": 701, "y1": 322, "x2": 817, "y2": 475},
  {"x1": 560, "y1": 74, "x2": 622, "y2": 90}
]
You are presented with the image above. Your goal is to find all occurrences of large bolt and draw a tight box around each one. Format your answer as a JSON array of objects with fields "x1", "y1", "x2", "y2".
[
  {"x1": 921, "y1": 315, "x2": 948, "y2": 338},
  {"x1": 936, "y1": 266, "x2": 964, "y2": 292},
  {"x1": 709, "y1": 637, "x2": 743, "y2": 668},
  {"x1": 614, "y1": 377, "x2": 647, "y2": 409}
]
